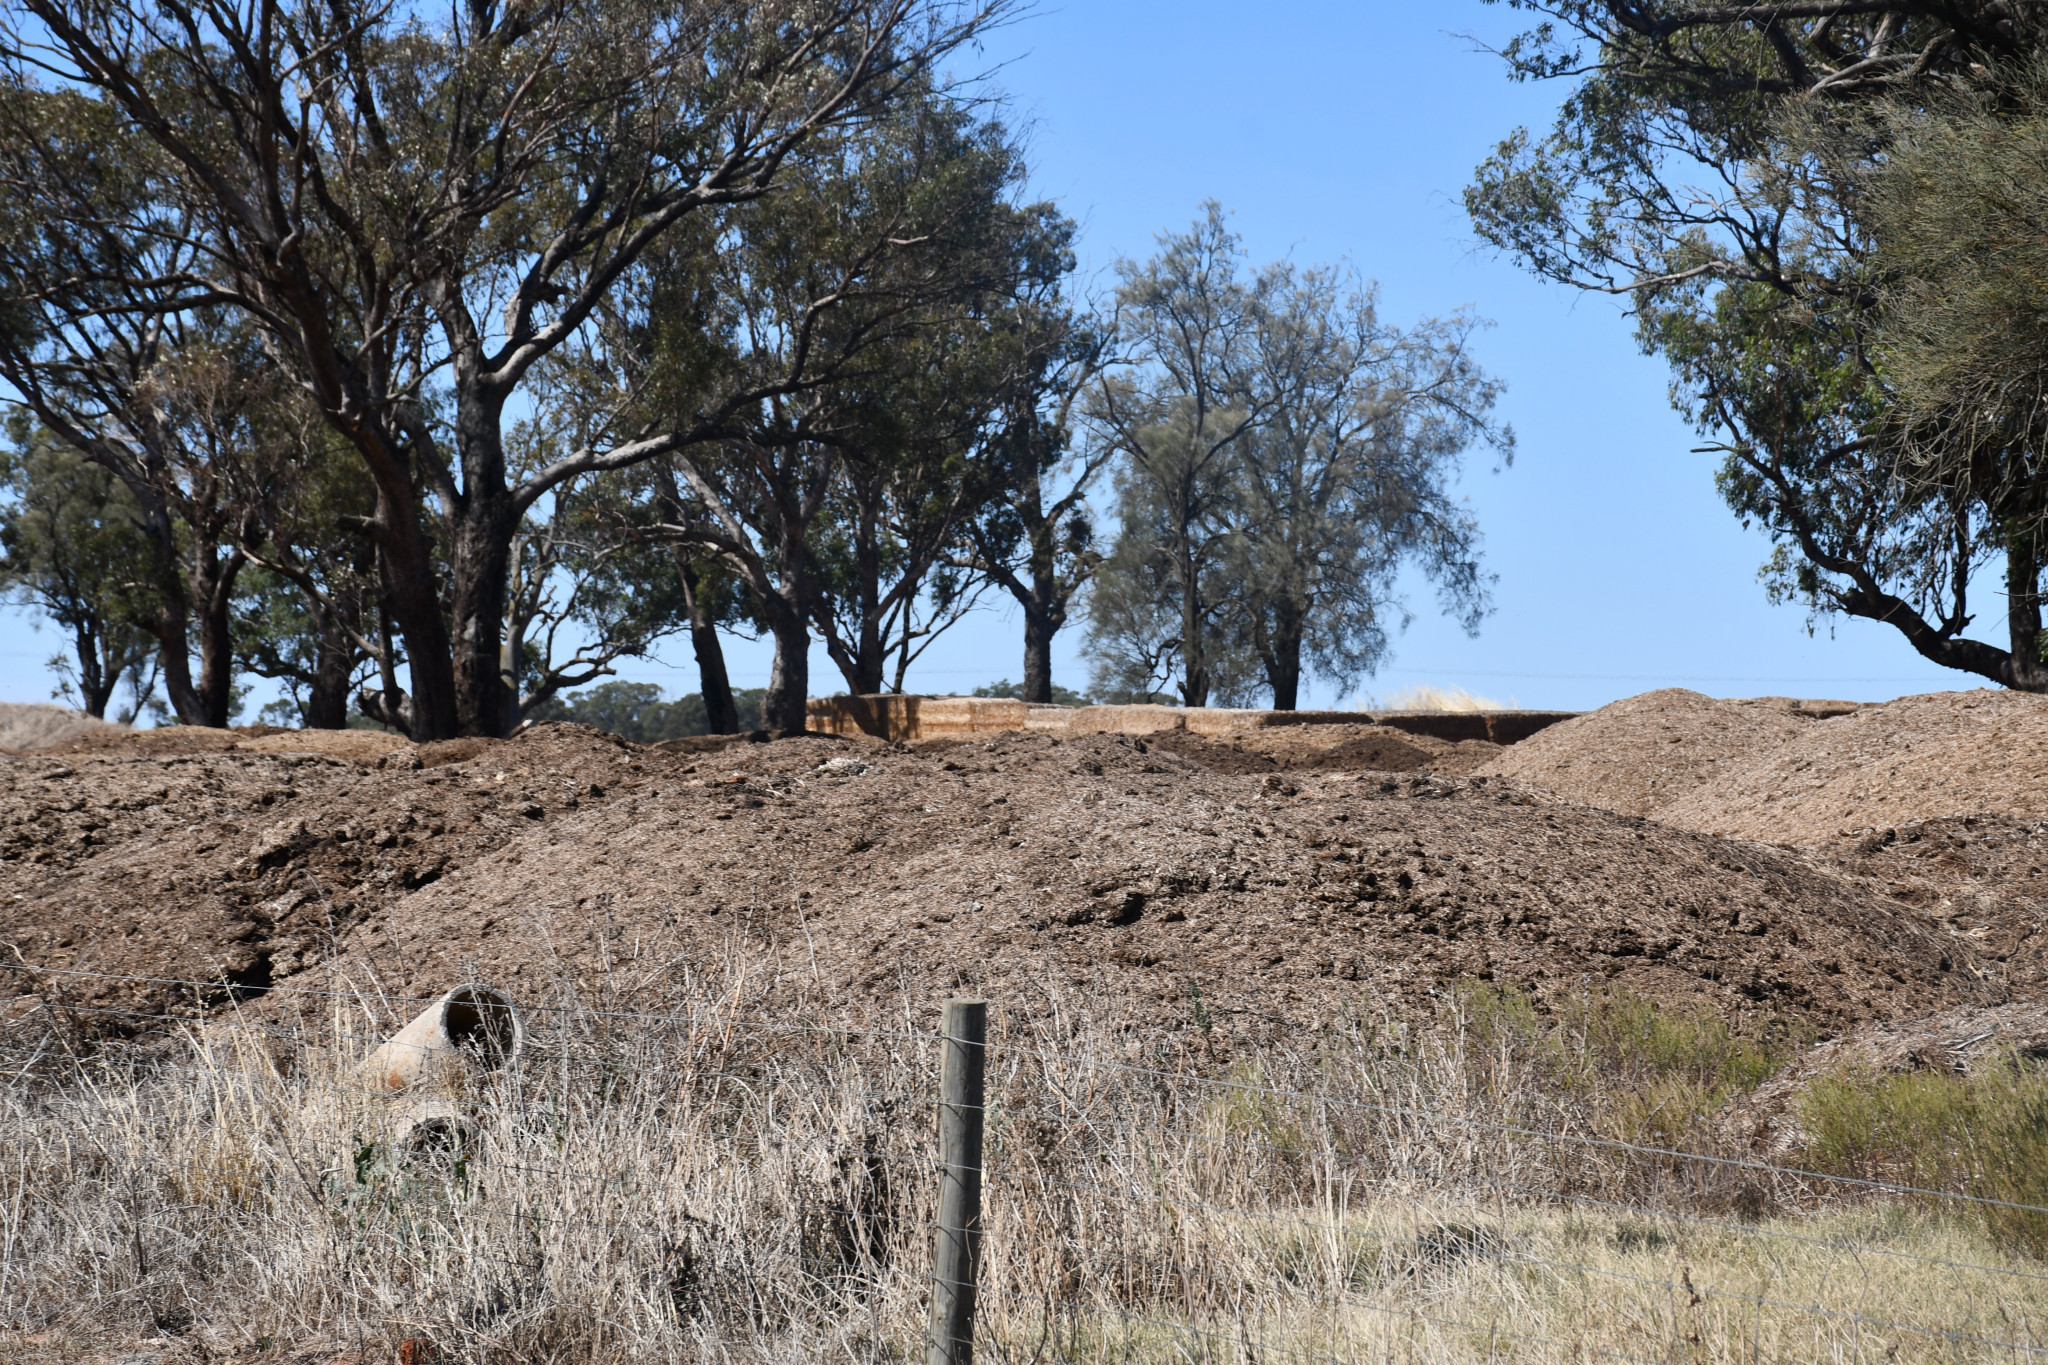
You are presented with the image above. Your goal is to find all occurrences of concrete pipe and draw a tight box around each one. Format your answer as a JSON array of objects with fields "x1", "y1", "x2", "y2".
[{"x1": 360, "y1": 983, "x2": 523, "y2": 1096}]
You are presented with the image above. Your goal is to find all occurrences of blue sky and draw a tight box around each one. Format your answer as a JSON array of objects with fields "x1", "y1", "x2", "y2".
[{"x1": 0, "y1": 2, "x2": 1978, "y2": 716}]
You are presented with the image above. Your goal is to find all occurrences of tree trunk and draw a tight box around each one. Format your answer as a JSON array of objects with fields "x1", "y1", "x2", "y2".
[
  {"x1": 1021, "y1": 603, "x2": 1055, "y2": 704},
  {"x1": 853, "y1": 482, "x2": 888, "y2": 693},
  {"x1": 305, "y1": 619, "x2": 355, "y2": 729},
  {"x1": 449, "y1": 482, "x2": 516, "y2": 741},
  {"x1": 191, "y1": 545, "x2": 245, "y2": 728},
  {"x1": 72, "y1": 622, "x2": 118, "y2": 718},
  {"x1": 1177, "y1": 546, "x2": 1209, "y2": 708},
  {"x1": 149, "y1": 601, "x2": 205, "y2": 726},
  {"x1": 1020, "y1": 519, "x2": 1068, "y2": 703},
  {"x1": 368, "y1": 479, "x2": 459, "y2": 740},
  {"x1": 2006, "y1": 524, "x2": 2048, "y2": 691},
  {"x1": 357, "y1": 574, "x2": 417, "y2": 735},
  {"x1": 817, "y1": 470, "x2": 889, "y2": 696},
  {"x1": 680, "y1": 561, "x2": 740, "y2": 734},
  {"x1": 1263, "y1": 596, "x2": 1306, "y2": 711},
  {"x1": 763, "y1": 604, "x2": 811, "y2": 733}
]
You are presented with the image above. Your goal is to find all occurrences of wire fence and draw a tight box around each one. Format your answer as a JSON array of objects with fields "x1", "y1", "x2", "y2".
[{"x1": 2, "y1": 963, "x2": 2046, "y2": 1363}]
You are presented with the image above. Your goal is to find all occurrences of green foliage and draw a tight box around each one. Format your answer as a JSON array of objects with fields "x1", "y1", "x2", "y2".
[
  {"x1": 1467, "y1": 5, "x2": 2048, "y2": 687},
  {"x1": 1084, "y1": 205, "x2": 1504, "y2": 709},
  {"x1": 1464, "y1": 984, "x2": 1793, "y2": 1150},
  {"x1": 1802, "y1": 1056, "x2": 2048, "y2": 1258},
  {"x1": 972, "y1": 678, "x2": 1091, "y2": 706},
  {"x1": 1869, "y1": 56, "x2": 2048, "y2": 517},
  {"x1": 0, "y1": 423, "x2": 160, "y2": 719},
  {"x1": 620, "y1": 78, "x2": 1081, "y2": 721},
  {"x1": 526, "y1": 681, "x2": 766, "y2": 743}
]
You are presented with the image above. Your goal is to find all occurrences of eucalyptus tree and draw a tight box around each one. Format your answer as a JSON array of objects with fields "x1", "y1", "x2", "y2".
[
  {"x1": 625, "y1": 88, "x2": 1068, "y2": 730},
  {"x1": 0, "y1": 81, "x2": 263, "y2": 723},
  {"x1": 1227, "y1": 268, "x2": 1507, "y2": 710},
  {"x1": 0, "y1": 424, "x2": 160, "y2": 718},
  {"x1": 232, "y1": 424, "x2": 383, "y2": 729},
  {"x1": 1467, "y1": 2, "x2": 2048, "y2": 689},
  {"x1": 809, "y1": 196, "x2": 1080, "y2": 698},
  {"x1": 499, "y1": 473, "x2": 697, "y2": 724},
  {"x1": 1085, "y1": 209, "x2": 1508, "y2": 709},
  {"x1": 648, "y1": 460, "x2": 754, "y2": 735},
  {"x1": 1082, "y1": 204, "x2": 1274, "y2": 708},
  {"x1": 1, "y1": 0, "x2": 1005, "y2": 739},
  {"x1": 1863, "y1": 55, "x2": 2048, "y2": 655},
  {"x1": 954, "y1": 278, "x2": 1111, "y2": 704}
]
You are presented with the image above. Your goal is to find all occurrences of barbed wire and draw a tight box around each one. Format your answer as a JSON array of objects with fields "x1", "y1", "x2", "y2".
[
  {"x1": 982, "y1": 1097, "x2": 2048, "y2": 1286},
  {"x1": 975, "y1": 1166, "x2": 2048, "y2": 1351},
  {"x1": 13, "y1": 976, "x2": 2048, "y2": 1216},
  {"x1": 998, "y1": 1043, "x2": 2048, "y2": 1216}
]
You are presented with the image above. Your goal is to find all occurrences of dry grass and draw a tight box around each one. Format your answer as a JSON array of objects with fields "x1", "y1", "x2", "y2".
[
  {"x1": 2, "y1": 970, "x2": 2044, "y2": 1364},
  {"x1": 1364, "y1": 684, "x2": 1514, "y2": 713}
]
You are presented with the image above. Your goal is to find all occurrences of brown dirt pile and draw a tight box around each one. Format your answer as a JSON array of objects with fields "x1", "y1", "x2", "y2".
[
  {"x1": 1795, "y1": 815, "x2": 2048, "y2": 998},
  {"x1": 1474, "y1": 688, "x2": 1811, "y2": 817},
  {"x1": 1659, "y1": 689, "x2": 2048, "y2": 845},
  {"x1": 1151, "y1": 722, "x2": 1499, "y2": 775},
  {"x1": 0, "y1": 724, "x2": 1993, "y2": 1041},
  {"x1": 0, "y1": 701, "x2": 126, "y2": 752}
]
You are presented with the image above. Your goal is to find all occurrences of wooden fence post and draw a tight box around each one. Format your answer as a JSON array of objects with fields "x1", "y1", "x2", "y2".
[{"x1": 926, "y1": 997, "x2": 987, "y2": 1365}]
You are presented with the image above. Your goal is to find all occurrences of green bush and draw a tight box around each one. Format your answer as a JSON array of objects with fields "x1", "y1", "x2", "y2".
[
  {"x1": 525, "y1": 681, "x2": 766, "y2": 740},
  {"x1": 1461, "y1": 985, "x2": 1795, "y2": 1152},
  {"x1": 1801, "y1": 1055, "x2": 2048, "y2": 1258},
  {"x1": 973, "y1": 678, "x2": 1094, "y2": 706}
]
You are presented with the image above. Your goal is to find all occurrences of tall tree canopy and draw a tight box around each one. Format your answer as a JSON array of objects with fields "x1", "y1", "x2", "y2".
[
  {"x1": 624, "y1": 85, "x2": 1076, "y2": 730},
  {"x1": 0, "y1": 0, "x2": 1003, "y2": 737},
  {"x1": 0, "y1": 424, "x2": 160, "y2": 719},
  {"x1": 1467, "y1": 2, "x2": 2048, "y2": 689},
  {"x1": 1084, "y1": 207, "x2": 1506, "y2": 709}
]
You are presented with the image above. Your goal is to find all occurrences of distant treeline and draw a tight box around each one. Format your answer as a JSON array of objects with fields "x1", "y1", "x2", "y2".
[
  {"x1": 0, "y1": 0, "x2": 1509, "y2": 737},
  {"x1": 526, "y1": 683, "x2": 768, "y2": 744}
]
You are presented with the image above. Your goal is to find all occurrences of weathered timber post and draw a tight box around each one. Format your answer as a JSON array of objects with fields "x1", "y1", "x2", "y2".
[{"x1": 925, "y1": 997, "x2": 987, "y2": 1365}]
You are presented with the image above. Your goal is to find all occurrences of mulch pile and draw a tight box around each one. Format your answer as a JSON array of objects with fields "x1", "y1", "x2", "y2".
[
  {"x1": 1151, "y1": 722, "x2": 1499, "y2": 775},
  {"x1": 1475, "y1": 688, "x2": 1811, "y2": 817},
  {"x1": 12, "y1": 685, "x2": 2048, "y2": 1052},
  {"x1": 0, "y1": 721, "x2": 1997, "y2": 1045},
  {"x1": 1660, "y1": 689, "x2": 2048, "y2": 845}
]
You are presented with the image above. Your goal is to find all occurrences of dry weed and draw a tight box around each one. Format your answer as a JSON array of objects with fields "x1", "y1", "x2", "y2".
[
  {"x1": 1364, "y1": 685, "x2": 1514, "y2": 713},
  {"x1": 1, "y1": 970, "x2": 2042, "y2": 1363}
]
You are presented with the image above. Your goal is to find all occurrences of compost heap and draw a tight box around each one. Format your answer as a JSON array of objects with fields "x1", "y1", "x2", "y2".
[{"x1": 5, "y1": 688, "x2": 2039, "y2": 1043}]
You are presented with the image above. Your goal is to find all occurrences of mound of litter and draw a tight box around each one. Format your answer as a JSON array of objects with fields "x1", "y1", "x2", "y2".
[
  {"x1": 1661, "y1": 689, "x2": 2048, "y2": 845},
  {"x1": 1151, "y1": 723, "x2": 1497, "y2": 775},
  {"x1": 1475, "y1": 689, "x2": 1809, "y2": 817}
]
